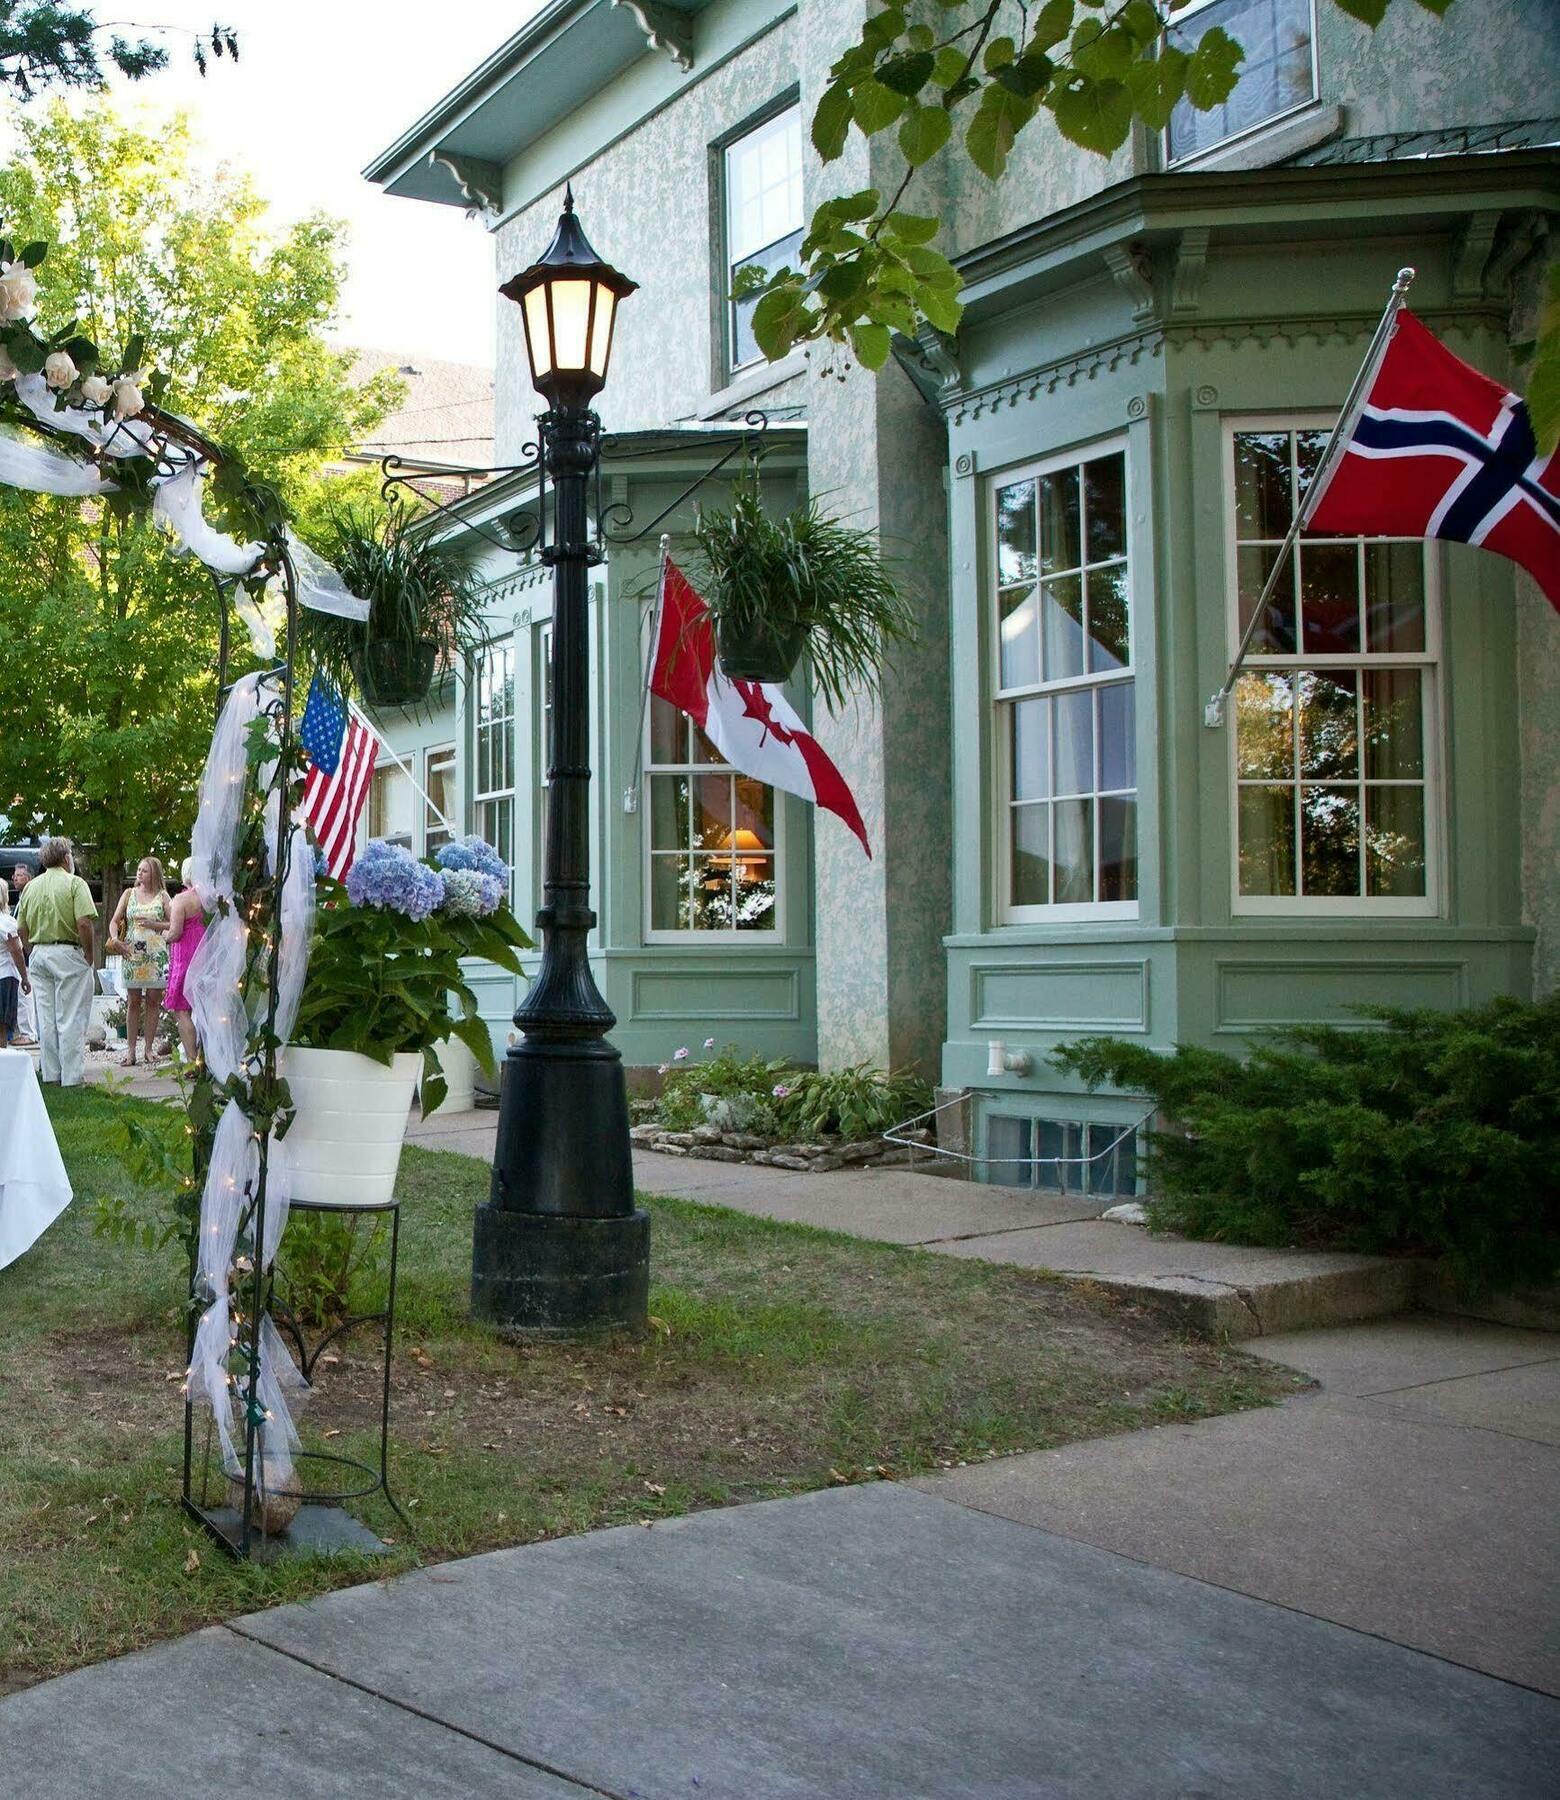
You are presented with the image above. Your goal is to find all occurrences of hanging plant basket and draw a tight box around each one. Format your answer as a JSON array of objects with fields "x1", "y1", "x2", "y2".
[
  {"x1": 716, "y1": 612, "x2": 807, "y2": 686},
  {"x1": 356, "y1": 637, "x2": 439, "y2": 708}
]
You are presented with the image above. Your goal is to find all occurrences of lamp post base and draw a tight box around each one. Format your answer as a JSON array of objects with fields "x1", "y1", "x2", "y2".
[{"x1": 471, "y1": 1203, "x2": 650, "y2": 1337}]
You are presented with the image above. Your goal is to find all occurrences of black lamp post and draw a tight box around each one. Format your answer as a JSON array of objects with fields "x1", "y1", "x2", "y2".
[{"x1": 471, "y1": 188, "x2": 649, "y2": 1335}]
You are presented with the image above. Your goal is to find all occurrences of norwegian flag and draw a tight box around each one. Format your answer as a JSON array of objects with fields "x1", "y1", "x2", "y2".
[
  {"x1": 298, "y1": 675, "x2": 377, "y2": 879},
  {"x1": 651, "y1": 560, "x2": 870, "y2": 856},
  {"x1": 1305, "y1": 309, "x2": 1560, "y2": 609}
]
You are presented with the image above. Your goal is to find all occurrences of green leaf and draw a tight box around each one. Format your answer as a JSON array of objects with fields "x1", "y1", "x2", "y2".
[
  {"x1": 1031, "y1": 0, "x2": 1076, "y2": 50},
  {"x1": 995, "y1": 52, "x2": 1052, "y2": 98},
  {"x1": 982, "y1": 35, "x2": 1016, "y2": 70},
  {"x1": 419, "y1": 1067, "x2": 448, "y2": 1119},
  {"x1": 812, "y1": 80, "x2": 854, "y2": 160},
  {"x1": 850, "y1": 321, "x2": 893, "y2": 371},
  {"x1": 882, "y1": 209, "x2": 940, "y2": 244},
  {"x1": 903, "y1": 244, "x2": 958, "y2": 283},
  {"x1": 932, "y1": 45, "x2": 967, "y2": 86},
  {"x1": 966, "y1": 82, "x2": 1036, "y2": 180},
  {"x1": 1524, "y1": 262, "x2": 1560, "y2": 453},
  {"x1": 899, "y1": 102, "x2": 951, "y2": 166},
  {"x1": 18, "y1": 241, "x2": 47, "y2": 268},
  {"x1": 1330, "y1": 0, "x2": 1390, "y2": 20},
  {"x1": 918, "y1": 284, "x2": 965, "y2": 335},
  {"x1": 751, "y1": 282, "x2": 808, "y2": 360},
  {"x1": 449, "y1": 1009, "x2": 498, "y2": 1076},
  {"x1": 1413, "y1": 0, "x2": 1457, "y2": 12},
  {"x1": 121, "y1": 331, "x2": 145, "y2": 374},
  {"x1": 819, "y1": 259, "x2": 870, "y2": 302},
  {"x1": 877, "y1": 50, "x2": 935, "y2": 95},
  {"x1": 1072, "y1": 20, "x2": 1136, "y2": 80},
  {"x1": 1183, "y1": 26, "x2": 1244, "y2": 109},
  {"x1": 5, "y1": 328, "x2": 45, "y2": 374},
  {"x1": 852, "y1": 79, "x2": 907, "y2": 133},
  {"x1": 1125, "y1": 45, "x2": 1188, "y2": 130},
  {"x1": 1050, "y1": 75, "x2": 1134, "y2": 154},
  {"x1": 861, "y1": 6, "x2": 907, "y2": 51}
]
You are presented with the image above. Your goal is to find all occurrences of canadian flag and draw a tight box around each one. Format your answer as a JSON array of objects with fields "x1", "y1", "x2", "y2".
[{"x1": 650, "y1": 559, "x2": 871, "y2": 857}]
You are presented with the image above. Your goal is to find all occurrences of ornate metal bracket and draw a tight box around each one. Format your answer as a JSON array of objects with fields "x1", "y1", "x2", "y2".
[
  {"x1": 611, "y1": 0, "x2": 694, "y2": 70},
  {"x1": 428, "y1": 150, "x2": 504, "y2": 221}
]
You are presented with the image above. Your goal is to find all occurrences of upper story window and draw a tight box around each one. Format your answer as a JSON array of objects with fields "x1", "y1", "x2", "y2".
[
  {"x1": 993, "y1": 444, "x2": 1137, "y2": 921},
  {"x1": 1228, "y1": 423, "x2": 1438, "y2": 914},
  {"x1": 646, "y1": 695, "x2": 779, "y2": 938},
  {"x1": 723, "y1": 102, "x2": 803, "y2": 376},
  {"x1": 1166, "y1": 0, "x2": 1316, "y2": 164},
  {"x1": 368, "y1": 763, "x2": 414, "y2": 851},
  {"x1": 473, "y1": 640, "x2": 516, "y2": 888}
]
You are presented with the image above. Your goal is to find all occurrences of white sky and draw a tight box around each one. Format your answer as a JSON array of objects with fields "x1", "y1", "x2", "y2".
[{"x1": 26, "y1": 2, "x2": 550, "y2": 368}]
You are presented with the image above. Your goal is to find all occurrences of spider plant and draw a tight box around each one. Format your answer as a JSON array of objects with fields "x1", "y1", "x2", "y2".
[
  {"x1": 296, "y1": 501, "x2": 488, "y2": 708},
  {"x1": 689, "y1": 476, "x2": 918, "y2": 711}
]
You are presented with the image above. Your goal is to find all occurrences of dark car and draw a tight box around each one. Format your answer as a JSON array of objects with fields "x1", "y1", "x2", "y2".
[{"x1": 0, "y1": 841, "x2": 104, "y2": 908}]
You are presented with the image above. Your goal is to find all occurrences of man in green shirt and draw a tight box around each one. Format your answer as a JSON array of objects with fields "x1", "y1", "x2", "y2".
[{"x1": 17, "y1": 838, "x2": 97, "y2": 1086}]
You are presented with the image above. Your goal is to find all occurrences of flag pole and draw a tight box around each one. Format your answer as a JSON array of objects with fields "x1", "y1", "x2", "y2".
[
  {"x1": 622, "y1": 533, "x2": 671, "y2": 814},
  {"x1": 1203, "y1": 266, "x2": 1417, "y2": 729},
  {"x1": 346, "y1": 697, "x2": 460, "y2": 838}
]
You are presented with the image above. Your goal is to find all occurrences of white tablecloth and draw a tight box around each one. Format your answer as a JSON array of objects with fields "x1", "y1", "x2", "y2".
[{"x1": 0, "y1": 1048, "x2": 73, "y2": 1270}]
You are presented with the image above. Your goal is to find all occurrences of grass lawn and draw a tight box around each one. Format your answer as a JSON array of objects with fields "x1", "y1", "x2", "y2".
[{"x1": 1, "y1": 1085, "x2": 1307, "y2": 1692}]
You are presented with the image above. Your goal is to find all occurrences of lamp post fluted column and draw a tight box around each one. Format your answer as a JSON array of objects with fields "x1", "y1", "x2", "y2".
[{"x1": 471, "y1": 190, "x2": 648, "y2": 1336}]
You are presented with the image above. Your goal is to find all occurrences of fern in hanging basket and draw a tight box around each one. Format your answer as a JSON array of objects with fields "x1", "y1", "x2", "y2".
[
  {"x1": 295, "y1": 501, "x2": 488, "y2": 709},
  {"x1": 690, "y1": 478, "x2": 918, "y2": 710}
]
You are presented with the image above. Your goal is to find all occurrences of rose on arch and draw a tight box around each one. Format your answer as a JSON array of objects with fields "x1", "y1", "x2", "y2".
[
  {"x1": 0, "y1": 260, "x2": 37, "y2": 321},
  {"x1": 43, "y1": 350, "x2": 76, "y2": 390},
  {"x1": 112, "y1": 376, "x2": 145, "y2": 419},
  {"x1": 81, "y1": 372, "x2": 111, "y2": 407}
]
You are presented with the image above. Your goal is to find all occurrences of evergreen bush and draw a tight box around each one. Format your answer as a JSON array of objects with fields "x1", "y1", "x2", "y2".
[{"x1": 1053, "y1": 996, "x2": 1560, "y2": 1293}]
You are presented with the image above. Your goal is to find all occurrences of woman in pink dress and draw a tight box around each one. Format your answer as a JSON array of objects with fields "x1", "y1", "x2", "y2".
[{"x1": 163, "y1": 856, "x2": 207, "y2": 1066}]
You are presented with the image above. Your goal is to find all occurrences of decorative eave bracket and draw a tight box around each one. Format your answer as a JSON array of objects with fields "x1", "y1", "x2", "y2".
[
  {"x1": 611, "y1": 1, "x2": 694, "y2": 71},
  {"x1": 1103, "y1": 242, "x2": 1156, "y2": 323},
  {"x1": 428, "y1": 151, "x2": 504, "y2": 222},
  {"x1": 891, "y1": 325, "x2": 964, "y2": 409}
]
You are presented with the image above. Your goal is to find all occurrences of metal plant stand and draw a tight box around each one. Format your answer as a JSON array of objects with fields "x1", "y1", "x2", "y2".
[{"x1": 182, "y1": 1196, "x2": 408, "y2": 1562}]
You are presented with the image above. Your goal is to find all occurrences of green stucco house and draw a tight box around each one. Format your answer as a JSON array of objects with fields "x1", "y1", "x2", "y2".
[{"x1": 362, "y1": 0, "x2": 1559, "y2": 1193}]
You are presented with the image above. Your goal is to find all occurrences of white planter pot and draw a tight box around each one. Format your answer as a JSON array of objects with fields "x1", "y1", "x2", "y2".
[
  {"x1": 428, "y1": 1032, "x2": 475, "y2": 1114},
  {"x1": 279, "y1": 1047, "x2": 421, "y2": 1209}
]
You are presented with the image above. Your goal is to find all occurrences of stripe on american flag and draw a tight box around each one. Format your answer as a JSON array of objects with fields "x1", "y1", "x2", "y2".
[{"x1": 302, "y1": 717, "x2": 377, "y2": 878}]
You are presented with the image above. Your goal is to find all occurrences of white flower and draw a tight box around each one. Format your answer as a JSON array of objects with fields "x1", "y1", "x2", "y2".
[
  {"x1": 673, "y1": 1046, "x2": 689, "y2": 1061},
  {"x1": 0, "y1": 261, "x2": 37, "y2": 321},
  {"x1": 112, "y1": 377, "x2": 145, "y2": 419},
  {"x1": 43, "y1": 350, "x2": 76, "y2": 390},
  {"x1": 703, "y1": 1037, "x2": 715, "y2": 1050},
  {"x1": 80, "y1": 372, "x2": 111, "y2": 406}
]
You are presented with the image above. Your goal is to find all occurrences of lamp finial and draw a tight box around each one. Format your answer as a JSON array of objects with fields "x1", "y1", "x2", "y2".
[{"x1": 563, "y1": 182, "x2": 575, "y2": 214}]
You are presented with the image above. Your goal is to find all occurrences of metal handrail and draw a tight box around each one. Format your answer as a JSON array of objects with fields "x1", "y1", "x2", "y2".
[{"x1": 882, "y1": 1093, "x2": 1155, "y2": 1197}]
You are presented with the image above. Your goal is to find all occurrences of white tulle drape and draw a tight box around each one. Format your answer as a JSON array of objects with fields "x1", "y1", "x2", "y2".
[{"x1": 184, "y1": 674, "x2": 314, "y2": 1492}]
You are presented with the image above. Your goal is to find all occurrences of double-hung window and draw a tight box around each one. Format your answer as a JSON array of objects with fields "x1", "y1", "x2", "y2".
[
  {"x1": 473, "y1": 640, "x2": 515, "y2": 887},
  {"x1": 368, "y1": 764, "x2": 414, "y2": 851},
  {"x1": 1165, "y1": 0, "x2": 1317, "y2": 164},
  {"x1": 994, "y1": 445, "x2": 1137, "y2": 920},
  {"x1": 645, "y1": 695, "x2": 779, "y2": 937},
  {"x1": 423, "y1": 745, "x2": 456, "y2": 856},
  {"x1": 722, "y1": 102, "x2": 803, "y2": 376},
  {"x1": 1229, "y1": 422, "x2": 1437, "y2": 912}
]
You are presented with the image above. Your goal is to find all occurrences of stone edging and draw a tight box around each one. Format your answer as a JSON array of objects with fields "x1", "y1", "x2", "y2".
[{"x1": 629, "y1": 1123, "x2": 934, "y2": 1173}]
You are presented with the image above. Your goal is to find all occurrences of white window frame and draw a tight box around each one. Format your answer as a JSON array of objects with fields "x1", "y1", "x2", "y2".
[
  {"x1": 642, "y1": 698, "x2": 786, "y2": 944},
  {"x1": 367, "y1": 762, "x2": 415, "y2": 852},
  {"x1": 1223, "y1": 413, "x2": 1443, "y2": 919},
  {"x1": 989, "y1": 436, "x2": 1140, "y2": 926},
  {"x1": 719, "y1": 98, "x2": 804, "y2": 381},
  {"x1": 423, "y1": 743, "x2": 456, "y2": 856},
  {"x1": 472, "y1": 638, "x2": 516, "y2": 898},
  {"x1": 1162, "y1": 0, "x2": 1320, "y2": 169}
]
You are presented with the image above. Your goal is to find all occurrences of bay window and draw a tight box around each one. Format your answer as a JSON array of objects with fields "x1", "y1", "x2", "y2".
[
  {"x1": 1229, "y1": 423, "x2": 1437, "y2": 911},
  {"x1": 994, "y1": 444, "x2": 1137, "y2": 920}
]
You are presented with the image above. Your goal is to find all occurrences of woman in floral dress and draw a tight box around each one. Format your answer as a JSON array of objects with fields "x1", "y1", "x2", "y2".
[{"x1": 109, "y1": 856, "x2": 171, "y2": 1066}]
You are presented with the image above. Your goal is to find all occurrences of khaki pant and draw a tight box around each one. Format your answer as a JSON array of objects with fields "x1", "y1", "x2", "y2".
[{"x1": 30, "y1": 943, "x2": 94, "y2": 1086}]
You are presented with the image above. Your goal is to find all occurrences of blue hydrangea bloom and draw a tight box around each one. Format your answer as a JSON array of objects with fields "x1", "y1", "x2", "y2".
[
  {"x1": 346, "y1": 839, "x2": 444, "y2": 920},
  {"x1": 439, "y1": 867, "x2": 504, "y2": 919},
  {"x1": 435, "y1": 835, "x2": 508, "y2": 882}
]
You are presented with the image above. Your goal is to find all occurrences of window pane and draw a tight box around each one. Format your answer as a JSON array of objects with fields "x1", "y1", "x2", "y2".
[
  {"x1": 1237, "y1": 786, "x2": 1296, "y2": 895},
  {"x1": 1300, "y1": 542, "x2": 1361, "y2": 653},
  {"x1": 1011, "y1": 804, "x2": 1050, "y2": 906},
  {"x1": 1299, "y1": 671, "x2": 1358, "y2": 779},
  {"x1": 692, "y1": 723, "x2": 724, "y2": 765},
  {"x1": 1300, "y1": 787, "x2": 1361, "y2": 896},
  {"x1": 1098, "y1": 681, "x2": 1135, "y2": 792},
  {"x1": 1235, "y1": 672, "x2": 1294, "y2": 780},
  {"x1": 1053, "y1": 797, "x2": 1094, "y2": 904},
  {"x1": 693, "y1": 773, "x2": 735, "y2": 848},
  {"x1": 1235, "y1": 431, "x2": 1294, "y2": 539},
  {"x1": 1084, "y1": 454, "x2": 1126, "y2": 563},
  {"x1": 1364, "y1": 542, "x2": 1426, "y2": 652},
  {"x1": 369, "y1": 767, "x2": 414, "y2": 845},
  {"x1": 997, "y1": 480, "x2": 1037, "y2": 585},
  {"x1": 999, "y1": 586, "x2": 1039, "y2": 690},
  {"x1": 734, "y1": 857, "x2": 777, "y2": 930},
  {"x1": 651, "y1": 856, "x2": 690, "y2": 931},
  {"x1": 1167, "y1": 0, "x2": 1314, "y2": 160},
  {"x1": 1086, "y1": 563, "x2": 1130, "y2": 672},
  {"x1": 987, "y1": 1114, "x2": 1033, "y2": 1189},
  {"x1": 1012, "y1": 698, "x2": 1050, "y2": 800},
  {"x1": 1099, "y1": 795, "x2": 1137, "y2": 902},
  {"x1": 649, "y1": 694, "x2": 686, "y2": 764},
  {"x1": 1365, "y1": 786, "x2": 1427, "y2": 898},
  {"x1": 1042, "y1": 574, "x2": 1085, "y2": 681},
  {"x1": 731, "y1": 228, "x2": 802, "y2": 368},
  {"x1": 732, "y1": 776, "x2": 775, "y2": 849},
  {"x1": 1053, "y1": 688, "x2": 1093, "y2": 797},
  {"x1": 650, "y1": 774, "x2": 690, "y2": 850},
  {"x1": 1363, "y1": 669, "x2": 1423, "y2": 780},
  {"x1": 1039, "y1": 465, "x2": 1081, "y2": 573},
  {"x1": 1295, "y1": 428, "x2": 1333, "y2": 505},
  {"x1": 1237, "y1": 545, "x2": 1297, "y2": 652}
]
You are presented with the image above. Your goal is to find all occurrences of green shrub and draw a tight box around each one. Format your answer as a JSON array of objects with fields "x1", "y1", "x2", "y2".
[
  {"x1": 775, "y1": 1062, "x2": 932, "y2": 1143},
  {"x1": 657, "y1": 1044, "x2": 790, "y2": 1134},
  {"x1": 1053, "y1": 996, "x2": 1560, "y2": 1293}
]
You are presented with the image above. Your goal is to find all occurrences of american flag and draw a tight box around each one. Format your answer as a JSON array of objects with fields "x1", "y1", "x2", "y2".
[{"x1": 299, "y1": 675, "x2": 377, "y2": 879}]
